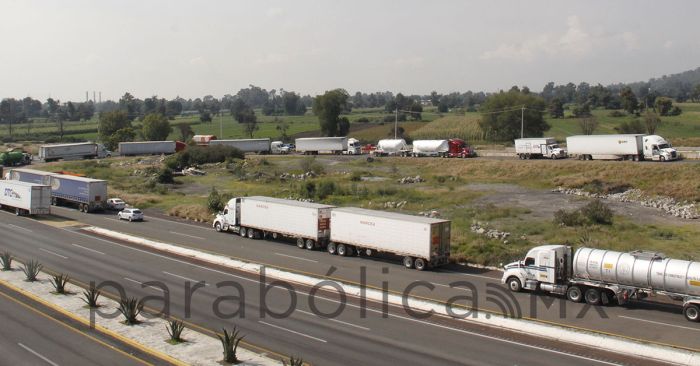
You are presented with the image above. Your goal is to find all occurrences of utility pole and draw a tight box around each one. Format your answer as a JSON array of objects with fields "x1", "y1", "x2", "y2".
[
  {"x1": 219, "y1": 112, "x2": 223, "y2": 138},
  {"x1": 520, "y1": 106, "x2": 525, "y2": 138},
  {"x1": 394, "y1": 107, "x2": 398, "y2": 139}
]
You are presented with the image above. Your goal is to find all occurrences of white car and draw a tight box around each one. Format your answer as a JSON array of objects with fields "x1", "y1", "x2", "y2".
[
  {"x1": 117, "y1": 208, "x2": 144, "y2": 222},
  {"x1": 107, "y1": 198, "x2": 126, "y2": 210}
]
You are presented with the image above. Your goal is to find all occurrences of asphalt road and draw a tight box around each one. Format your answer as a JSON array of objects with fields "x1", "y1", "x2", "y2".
[
  {"x1": 0, "y1": 210, "x2": 665, "y2": 366},
  {"x1": 46, "y1": 205, "x2": 700, "y2": 352},
  {"x1": 0, "y1": 285, "x2": 150, "y2": 366}
]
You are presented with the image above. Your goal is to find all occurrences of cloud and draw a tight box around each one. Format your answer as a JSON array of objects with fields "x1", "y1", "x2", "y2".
[
  {"x1": 620, "y1": 31, "x2": 640, "y2": 50},
  {"x1": 266, "y1": 7, "x2": 283, "y2": 17},
  {"x1": 480, "y1": 35, "x2": 551, "y2": 62},
  {"x1": 394, "y1": 56, "x2": 425, "y2": 68},
  {"x1": 558, "y1": 16, "x2": 592, "y2": 56},
  {"x1": 256, "y1": 53, "x2": 289, "y2": 65}
]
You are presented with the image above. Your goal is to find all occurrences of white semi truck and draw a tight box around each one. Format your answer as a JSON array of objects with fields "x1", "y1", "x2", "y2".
[
  {"x1": 566, "y1": 134, "x2": 678, "y2": 161},
  {"x1": 0, "y1": 180, "x2": 51, "y2": 216},
  {"x1": 295, "y1": 137, "x2": 351, "y2": 155},
  {"x1": 502, "y1": 245, "x2": 700, "y2": 322},
  {"x1": 514, "y1": 138, "x2": 567, "y2": 159},
  {"x1": 209, "y1": 138, "x2": 272, "y2": 154},
  {"x1": 213, "y1": 196, "x2": 335, "y2": 249},
  {"x1": 118, "y1": 141, "x2": 184, "y2": 156},
  {"x1": 328, "y1": 207, "x2": 451, "y2": 270},
  {"x1": 39, "y1": 142, "x2": 111, "y2": 162},
  {"x1": 8, "y1": 168, "x2": 107, "y2": 212}
]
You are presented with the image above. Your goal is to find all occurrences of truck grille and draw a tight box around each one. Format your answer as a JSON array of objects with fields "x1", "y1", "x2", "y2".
[{"x1": 671, "y1": 151, "x2": 677, "y2": 158}]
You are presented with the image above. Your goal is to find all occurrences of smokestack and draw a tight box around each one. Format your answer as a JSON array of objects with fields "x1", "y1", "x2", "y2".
[
  {"x1": 93, "y1": 91, "x2": 96, "y2": 103},
  {"x1": 99, "y1": 92, "x2": 101, "y2": 104},
  {"x1": 86, "y1": 91, "x2": 88, "y2": 102}
]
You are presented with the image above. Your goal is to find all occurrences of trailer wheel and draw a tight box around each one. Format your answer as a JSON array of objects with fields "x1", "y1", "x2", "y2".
[
  {"x1": 271, "y1": 232, "x2": 278, "y2": 240},
  {"x1": 584, "y1": 288, "x2": 602, "y2": 305},
  {"x1": 15, "y1": 208, "x2": 20, "y2": 216},
  {"x1": 345, "y1": 245, "x2": 355, "y2": 256},
  {"x1": 239, "y1": 227, "x2": 247, "y2": 237},
  {"x1": 327, "y1": 242, "x2": 337, "y2": 255},
  {"x1": 403, "y1": 256, "x2": 414, "y2": 269},
  {"x1": 296, "y1": 238, "x2": 305, "y2": 249},
  {"x1": 51, "y1": 197, "x2": 57, "y2": 206},
  {"x1": 507, "y1": 277, "x2": 522, "y2": 292},
  {"x1": 684, "y1": 304, "x2": 700, "y2": 322},
  {"x1": 247, "y1": 229, "x2": 256, "y2": 239},
  {"x1": 567, "y1": 286, "x2": 583, "y2": 302},
  {"x1": 365, "y1": 249, "x2": 373, "y2": 257},
  {"x1": 337, "y1": 244, "x2": 347, "y2": 256},
  {"x1": 305, "y1": 239, "x2": 315, "y2": 250},
  {"x1": 214, "y1": 222, "x2": 222, "y2": 232},
  {"x1": 414, "y1": 258, "x2": 427, "y2": 271}
]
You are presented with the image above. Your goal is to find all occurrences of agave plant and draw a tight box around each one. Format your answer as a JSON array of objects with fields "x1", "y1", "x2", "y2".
[
  {"x1": 166, "y1": 319, "x2": 186, "y2": 343},
  {"x1": 50, "y1": 274, "x2": 70, "y2": 294},
  {"x1": 21, "y1": 260, "x2": 42, "y2": 282},
  {"x1": 217, "y1": 326, "x2": 245, "y2": 364},
  {"x1": 0, "y1": 251, "x2": 13, "y2": 271},
  {"x1": 81, "y1": 287, "x2": 102, "y2": 308},
  {"x1": 283, "y1": 355, "x2": 304, "y2": 366},
  {"x1": 118, "y1": 297, "x2": 144, "y2": 325}
]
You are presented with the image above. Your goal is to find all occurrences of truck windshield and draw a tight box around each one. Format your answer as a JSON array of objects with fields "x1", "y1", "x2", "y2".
[
  {"x1": 658, "y1": 143, "x2": 670, "y2": 149},
  {"x1": 550, "y1": 144, "x2": 559, "y2": 149}
]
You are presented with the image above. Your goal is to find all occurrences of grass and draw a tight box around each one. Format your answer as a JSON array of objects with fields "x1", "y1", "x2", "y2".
[{"x1": 411, "y1": 114, "x2": 484, "y2": 142}]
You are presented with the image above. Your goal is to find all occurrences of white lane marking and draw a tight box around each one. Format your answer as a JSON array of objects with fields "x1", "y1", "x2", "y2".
[
  {"x1": 619, "y1": 315, "x2": 700, "y2": 332},
  {"x1": 429, "y1": 282, "x2": 473, "y2": 291},
  {"x1": 258, "y1": 321, "x2": 327, "y2": 343},
  {"x1": 163, "y1": 271, "x2": 209, "y2": 286},
  {"x1": 71, "y1": 243, "x2": 105, "y2": 255},
  {"x1": 296, "y1": 309, "x2": 370, "y2": 331},
  {"x1": 141, "y1": 215, "x2": 208, "y2": 230},
  {"x1": 18, "y1": 343, "x2": 59, "y2": 366},
  {"x1": 168, "y1": 231, "x2": 205, "y2": 240},
  {"x1": 274, "y1": 253, "x2": 318, "y2": 263},
  {"x1": 442, "y1": 270, "x2": 498, "y2": 281},
  {"x1": 123, "y1": 277, "x2": 165, "y2": 293},
  {"x1": 7, "y1": 223, "x2": 33, "y2": 233},
  {"x1": 38, "y1": 248, "x2": 68, "y2": 259}
]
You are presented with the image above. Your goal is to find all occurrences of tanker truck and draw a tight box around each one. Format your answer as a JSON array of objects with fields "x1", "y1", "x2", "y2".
[{"x1": 502, "y1": 245, "x2": 700, "y2": 322}]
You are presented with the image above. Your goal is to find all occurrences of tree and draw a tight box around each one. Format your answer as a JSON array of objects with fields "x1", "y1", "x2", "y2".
[
  {"x1": 409, "y1": 102, "x2": 423, "y2": 120},
  {"x1": 276, "y1": 120, "x2": 290, "y2": 142},
  {"x1": 430, "y1": 91, "x2": 441, "y2": 106},
  {"x1": 578, "y1": 115, "x2": 598, "y2": 135},
  {"x1": 106, "y1": 127, "x2": 136, "y2": 151},
  {"x1": 119, "y1": 92, "x2": 140, "y2": 121},
  {"x1": 338, "y1": 117, "x2": 350, "y2": 136},
  {"x1": 571, "y1": 103, "x2": 591, "y2": 118},
  {"x1": 313, "y1": 89, "x2": 349, "y2": 137},
  {"x1": 178, "y1": 123, "x2": 194, "y2": 142},
  {"x1": 99, "y1": 110, "x2": 131, "y2": 144},
  {"x1": 478, "y1": 91, "x2": 548, "y2": 141},
  {"x1": 200, "y1": 111, "x2": 212, "y2": 123},
  {"x1": 548, "y1": 98, "x2": 564, "y2": 118},
  {"x1": 141, "y1": 113, "x2": 172, "y2": 141},
  {"x1": 282, "y1": 92, "x2": 305, "y2": 115},
  {"x1": 620, "y1": 87, "x2": 639, "y2": 114},
  {"x1": 166, "y1": 100, "x2": 183, "y2": 118},
  {"x1": 614, "y1": 118, "x2": 645, "y2": 134},
  {"x1": 644, "y1": 110, "x2": 662, "y2": 135},
  {"x1": 654, "y1": 97, "x2": 674, "y2": 116},
  {"x1": 692, "y1": 84, "x2": 700, "y2": 102}
]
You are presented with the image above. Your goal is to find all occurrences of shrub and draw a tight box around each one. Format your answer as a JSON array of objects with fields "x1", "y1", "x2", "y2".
[
  {"x1": 82, "y1": 287, "x2": 101, "y2": 308},
  {"x1": 350, "y1": 171, "x2": 363, "y2": 182},
  {"x1": 21, "y1": 260, "x2": 42, "y2": 281},
  {"x1": 376, "y1": 187, "x2": 398, "y2": 196},
  {"x1": 118, "y1": 297, "x2": 144, "y2": 325},
  {"x1": 300, "y1": 181, "x2": 316, "y2": 199},
  {"x1": 166, "y1": 320, "x2": 186, "y2": 343},
  {"x1": 50, "y1": 274, "x2": 70, "y2": 294},
  {"x1": 580, "y1": 200, "x2": 613, "y2": 225},
  {"x1": 0, "y1": 251, "x2": 13, "y2": 271},
  {"x1": 357, "y1": 117, "x2": 370, "y2": 123},
  {"x1": 218, "y1": 326, "x2": 245, "y2": 364},
  {"x1": 299, "y1": 157, "x2": 324, "y2": 175},
  {"x1": 156, "y1": 168, "x2": 175, "y2": 184},
  {"x1": 553, "y1": 209, "x2": 586, "y2": 227},
  {"x1": 207, "y1": 187, "x2": 226, "y2": 213},
  {"x1": 166, "y1": 145, "x2": 244, "y2": 169},
  {"x1": 283, "y1": 356, "x2": 304, "y2": 366},
  {"x1": 608, "y1": 110, "x2": 626, "y2": 118},
  {"x1": 317, "y1": 180, "x2": 337, "y2": 199}
]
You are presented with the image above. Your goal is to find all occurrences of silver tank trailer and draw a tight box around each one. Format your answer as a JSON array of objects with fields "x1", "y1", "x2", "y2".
[{"x1": 573, "y1": 247, "x2": 700, "y2": 296}]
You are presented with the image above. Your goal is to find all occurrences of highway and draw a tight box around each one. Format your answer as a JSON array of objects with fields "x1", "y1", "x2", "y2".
[
  {"x1": 0, "y1": 210, "x2": 664, "y2": 366},
  {"x1": 0, "y1": 284, "x2": 155, "y2": 366},
  {"x1": 45, "y1": 205, "x2": 700, "y2": 351}
]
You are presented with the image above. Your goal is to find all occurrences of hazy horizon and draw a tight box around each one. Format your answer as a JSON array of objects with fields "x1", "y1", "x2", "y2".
[{"x1": 1, "y1": 0, "x2": 699, "y2": 101}]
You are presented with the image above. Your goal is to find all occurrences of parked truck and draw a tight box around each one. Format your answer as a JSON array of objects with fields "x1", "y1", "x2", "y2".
[
  {"x1": 295, "y1": 137, "x2": 350, "y2": 155},
  {"x1": 39, "y1": 142, "x2": 111, "y2": 162},
  {"x1": 343, "y1": 138, "x2": 362, "y2": 155},
  {"x1": 192, "y1": 135, "x2": 217, "y2": 145},
  {"x1": 209, "y1": 138, "x2": 271, "y2": 154},
  {"x1": 213, "y1": 196, "x2": 335, "y2": 248},
  {"x1": 270, "y1": 141, "x2": 290, "y2": 154},
  {"x1": 0, "y1": 150, "x2": 32, "y2": 166},
  {"x1": 566, "y1": 134, "x2": 678, "y2": 161},
  {"x1": 515, "y1": 137, "x2": 567, "y2": 159},
  {"x1": 329, "y1": 207, "x2": 451, "y2": 270},
  {"x1": 0, "y1": 180, "x2": 51, "y2": 216},
  {"x1": 118, "y1": 141, "x2": 185, "y2": 156},
  {"x1": 411, "y1": 139, "x2": 476, "y2": 158},
  {"x1": 503, "y1": 245, "x2": 700, "y2": 322},
  {"x1": 373, "y1": 139, "x2": 409, "y2": 156},
  {"x1": 8, "y1": 168, "x2": 107, "y2": 212}
]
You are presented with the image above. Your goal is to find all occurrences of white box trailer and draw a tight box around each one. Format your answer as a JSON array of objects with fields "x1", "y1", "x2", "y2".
[
  {"x1": 514, "y1": 137, "x2": 567, "y2": 159},
  {"x1": 213, "y1": 196, "x2": 335, "y2": 248},
  {"x1": 39, "y1": 142, "x2": 110, "y2": 162},
  {"x1": 296, "y1": 137, "x2": 348, "y2": 155},
  {"x1": 209, "y1": 138, "x2": 271, "y2": 154},
  {"x1": 329, "y1": 207, "x2": 451, "y2": 270},
  {"x1": 0, "y1": 180, "x2": 51, "y2": 215},
  {"x1": 566, "y1": 134, "x2": 678, "y2": 161},
  {"x1": 411, "y1": 140, "x2": 449, "y2": 157},
  {"x1": 118, "y1": 141, "x2": 176, "y2": 156}
]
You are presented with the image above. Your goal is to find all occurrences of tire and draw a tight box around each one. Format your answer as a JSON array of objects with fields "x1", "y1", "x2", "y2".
[
  {"x1": 272, "y1": 232, "x2": 279, "y2": 240},
  {"x1": 337, "y1": 243, "x2": 347, "y2": 256},
  {"x1": 327, "y1": 242, "x2": 337, "y2": 255},
  {"x1": 345, "y1": 245, "x2": 355, "y2": 256},
  {"x1": 584, "y1": 288, "x2": 602, "y2": 305},
  {"x1": 601, "y1": 290, "x2": 613, "y2": 306},
  {"x1": 128, "y1": 216, "x2": 133, "y2": 222},
  {"x1": 403, "y1": 256, "x2": 414, "y2": 269},
  {"x1": 507, "y1": 277, "x2": 522, "y2": 292},
  {"x1": 52, "y1": 197, "x2": 57, "y2": 206},
  {"x1": 214, "y1": 222, "x2": 222, "y2": 232},
  {"x1": 414, "y1": 258, "x2": 427, "y2": 271},
  {"x1": 296, "y1": 238, "x2": 305, "y2": 249},
  {"x1": 239, "y1": 227, "x2": 247, "y2": 237},
  {"x1": 551, "y1": 154, "x2": 557, "y2": 160},
  {"x1": 15, "y1": 208, "x2": 20, "y2": 216},
  {"x1": 305, "y1": 239, "x2": 315, "y2": 250},
  {"x1": 247, "y1": 229, "x2": 256, "y2": 239},
  {"x1": 567, "y1": 286, "x2": 583, "y2": 303},
  {"x1": 365, "y1": 249, "x2": 373, "y2": 257},
  {"x1": 660, "y1": 156, "x2": 666, "y2": 162},
  {"x1": 684, "y1": 304, "x2": 700, "y2": 322}
]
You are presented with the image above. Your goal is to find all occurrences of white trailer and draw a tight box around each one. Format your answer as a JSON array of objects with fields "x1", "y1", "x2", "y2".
[
  {"x1": 213, "y1": 196, "x2": 335, "y2": 249},
  {"x1": 329, "y1": 207, "x2": 451, "y2": 270},
  {"x1": 514, "y1": 137, "x2": 567, "y2": 159},
  {"x1": 566, "y1": 134, "x2": 678, "y2": 161},
  {"x1": 209, "y1": 138, "x2": 271, "y2": 154},
  {"x1": 373, "y1": 139, "x2": 408, "y2": 156},
  {"x1": 295, "y1": 137, "x2": 349, "y2": 155},
  {"x1": 118, "y1": 141, "x2": 177, "y2": 156},
  {"x1": 0, "y1": 180, "x2": 51, "y2": 216},
  {"x1": 39, "y1": 142, "x2": 110, "y2": 162},
  {"x1": 8, "y1": 168, "x2": 107, "y2": 212},
  {"x1": 411, "y1": 140, "x2": 449, "y2": 157},
  {"x1": 503, "y1": 245, "x2": 700, "y2": 322}
]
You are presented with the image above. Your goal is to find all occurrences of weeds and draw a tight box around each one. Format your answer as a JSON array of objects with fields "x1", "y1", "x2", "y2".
[
  {"x1": 0, "y1": 251, "x2": 13, "y2": 271},
  {"x1": 283, "y1": 355, "x2": 304, "y2": 366},
  {"x1": 118, "y1": 297, "x2": 144, "y2": 325},
  {"x1": 81, "y1": 287, "x2": 101, "y2": 308},
  {"x1": 166, "y1": 320, "x2": 186, "y2": 344},
  {"x1": 21, "y1": 260, "x2": 42, "y2": 282},
  {"x1": 218, "y1": 326, "x2": 245, "y2": 364},
  {"x1": 554, "y1": 200, "x2": 613, "y2": 226},
  {"x1": 50, "y1": 274, "x2": 70, "y2": 294}
]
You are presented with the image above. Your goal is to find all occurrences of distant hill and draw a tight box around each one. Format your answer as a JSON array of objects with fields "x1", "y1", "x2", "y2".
[{"x1": 611, "y1": 67, "x2": 700, "y2": 101}]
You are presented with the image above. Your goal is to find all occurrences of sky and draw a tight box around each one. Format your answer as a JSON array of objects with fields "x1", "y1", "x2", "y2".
[{"x1": 1, "y1": 0, "x2": 699, "y2": 102}]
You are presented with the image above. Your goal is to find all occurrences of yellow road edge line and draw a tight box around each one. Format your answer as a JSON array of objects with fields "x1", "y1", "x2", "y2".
[
  {"x1": 0, "y1": 278, "x2": 189, "y2": 366},
  {"x1": 0, "y1": 288, "x2": 153, "y2": 366}
]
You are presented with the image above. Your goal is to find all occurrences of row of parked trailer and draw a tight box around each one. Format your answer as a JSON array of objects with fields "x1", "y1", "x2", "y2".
[{"x1": 515, "y1": 134, "x2": 678, "y2": 161}]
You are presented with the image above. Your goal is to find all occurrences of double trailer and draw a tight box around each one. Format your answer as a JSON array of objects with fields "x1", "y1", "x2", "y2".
[
  {"x1": 8, "y1": 168, "x2": 107, "y2": 213},
  {"x1": 0, "y1": 180, "x2": 51, "y2": 216},
  {"x1": 213, "y1": 196, "x2": 451, "y2": 270}
]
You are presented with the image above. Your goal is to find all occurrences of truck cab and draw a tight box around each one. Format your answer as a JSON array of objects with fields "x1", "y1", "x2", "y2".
[
  {"x1": 447, "y1": 139, "x2": 475, "y2": 158},
  {"x1": 643, "y1": 135, "x2": 677, "y2": 161},
  {"x1": 213, "y1": 198, "x2": 241, "y2": 233},
  {"x1": 542, "y1": 143, "x2": 566, "y2": 159},
  {"x1": 502, "y1": 244, "x2": 572, "y2": 292},
  {"x1": 345, "y1": 138, "x2": 361, "y2": 155},
  {"x1": 97, "y1": 144, "x2": 112, "y2": 159},
  {"x1": 270, "y1": 141, "x2": 290, "y2": 154}
]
